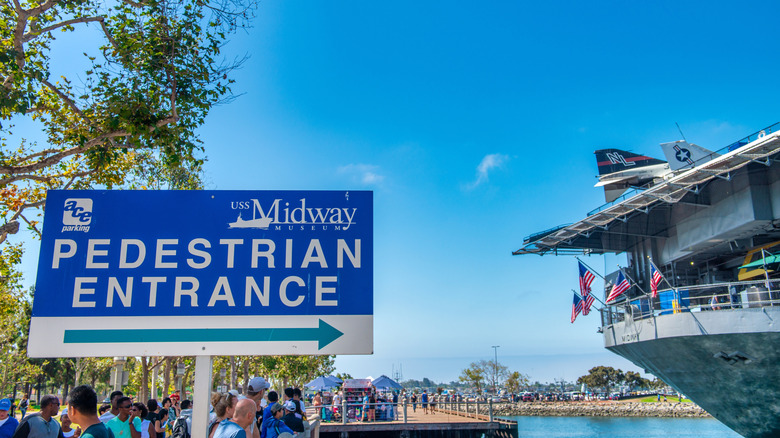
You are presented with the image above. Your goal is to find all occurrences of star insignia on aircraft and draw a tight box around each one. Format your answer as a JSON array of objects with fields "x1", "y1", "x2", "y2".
[{"x1": 675, "y1": 148, "x2": 691, "y2": 162}]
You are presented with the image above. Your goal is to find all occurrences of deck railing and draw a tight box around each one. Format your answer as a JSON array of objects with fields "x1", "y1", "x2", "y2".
[
  {"x1": 313, "y1": 400, "x2": 399, "y2": 423},
  {"x1": 600, "y1": 279, "x2": 780, "y2": 327},
  {"x1": 312, "y1": 398, "x2": 512, "y2": 424}
]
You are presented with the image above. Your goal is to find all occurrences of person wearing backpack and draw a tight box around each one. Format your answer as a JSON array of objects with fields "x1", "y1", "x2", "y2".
[
  {"x1": 263, "y1": 405, "x2": 293, "y2": 438},
  {"x1": 279, "y1": 402, "x2": 303, "y2": 434},
  {"x1": 170, "y1": 401, "x2": 192, "y2": 438},
  {"x1": 18, "y1": 396, "x2": 28, "y2": 420}
]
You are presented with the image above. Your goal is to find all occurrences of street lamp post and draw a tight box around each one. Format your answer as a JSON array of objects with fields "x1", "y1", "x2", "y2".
[{"x1": 491, "y1": 345, "x2": 500, "y2": 395}]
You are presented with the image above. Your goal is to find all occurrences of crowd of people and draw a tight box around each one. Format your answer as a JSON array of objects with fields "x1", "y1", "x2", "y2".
[{"x1": 0, "y1": 378, "x2": 315, "y2": 438}]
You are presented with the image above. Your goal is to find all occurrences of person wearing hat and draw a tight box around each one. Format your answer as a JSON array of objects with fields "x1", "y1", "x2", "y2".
[
  {"x1": 12, "y1": 395, "x2": 62, "y2": 438},
  {"x1": 245, "y1": 377, "x2": 269, "y2": 438},
  {"x1": 279, "y1": 402, "x2": 303, "y2": 434},
  {"x1": 0, "y1": 399, "x2": 19, "y2": 438},
  {"x1": 246, "y1": 378, "x2": 269, "y2": 406},
  {"x1": 263, "y1": 404, "x2": 293, "y2": 438},
  {"x1": 59, "y1": 409, "x2": 81, "y2": 438}
]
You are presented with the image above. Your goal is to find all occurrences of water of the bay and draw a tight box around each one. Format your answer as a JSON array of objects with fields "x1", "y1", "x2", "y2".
[{"x1": 503, "y1": 416, "x2": 741, "y2": 437}]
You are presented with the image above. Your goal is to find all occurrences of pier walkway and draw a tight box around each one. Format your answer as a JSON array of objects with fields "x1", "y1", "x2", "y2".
[{"x1": 315, "y1": 402, "x2": 518, "y2": 438}]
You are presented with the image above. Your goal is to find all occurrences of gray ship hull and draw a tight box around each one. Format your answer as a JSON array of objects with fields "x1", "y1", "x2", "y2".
[{"x1": 603, "y1": 306, "x2": 780, "y2": 437}]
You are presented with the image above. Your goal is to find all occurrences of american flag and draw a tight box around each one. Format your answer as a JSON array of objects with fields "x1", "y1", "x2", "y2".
[
  {"x1": 650, "y1": 263, "x2": 663, "y2": 298},
  {"x1": 582, "y1": 293, "x2": 595, "y2": 315},
  {"x1": 579, "y1": 261, "x2": 596, "y2": 315},
  {"x1": 606, "y1": 271, "x2": 631, "y2": 302},
  {"x1": 571, "y1": 292, "x2": 583, "y2": 323}
]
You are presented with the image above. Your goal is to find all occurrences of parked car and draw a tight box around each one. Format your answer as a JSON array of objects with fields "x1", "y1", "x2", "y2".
[{"x1": 522, "y1": 392, "x2": 534, "y2": 402}]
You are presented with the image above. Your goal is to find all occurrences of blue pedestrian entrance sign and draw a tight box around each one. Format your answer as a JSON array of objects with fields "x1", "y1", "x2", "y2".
[{"x1": 29, "y1": 190, "x2": 373, "y2": 357}]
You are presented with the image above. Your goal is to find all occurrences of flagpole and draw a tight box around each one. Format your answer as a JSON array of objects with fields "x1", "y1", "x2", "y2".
[
  {"x1": 572, "y1": 288, "x2": 607, "y2": 308},
  {"x1": 647, "y1": 257, "x2": 675, "y2": 290},
  {"x1": 576, "y1": 257, "x2": 606, "y2": 280},
  {"x1": 617, "y1": 264, "x2": 650, "y2": 296}
]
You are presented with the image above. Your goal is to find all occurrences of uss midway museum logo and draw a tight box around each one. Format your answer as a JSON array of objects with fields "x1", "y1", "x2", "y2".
[
  {"x1": 229, "y1": 193, "x2": 357, "y2": 231},
  {"x1": 62, "y1": 198, "x2": 93, "y2": 232}
]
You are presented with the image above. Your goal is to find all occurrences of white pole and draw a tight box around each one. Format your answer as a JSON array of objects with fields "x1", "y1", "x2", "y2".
[{"x1": 191, "y1": 356, "x2": 213, "y2": 438}]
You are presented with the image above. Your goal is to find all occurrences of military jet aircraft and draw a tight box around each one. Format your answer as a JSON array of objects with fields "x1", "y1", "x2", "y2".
[{"x1": 594, "y1": 141, "x2": 717, "y2": 202}]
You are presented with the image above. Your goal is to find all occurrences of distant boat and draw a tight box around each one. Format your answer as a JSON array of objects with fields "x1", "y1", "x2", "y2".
[{"x1": 228, "y1": 213, "x2": 272, "y2": 229}]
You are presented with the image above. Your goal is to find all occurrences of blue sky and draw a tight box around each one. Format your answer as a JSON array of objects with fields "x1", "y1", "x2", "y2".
[{"x1": 15, "y1": 0, "x2": 780, "y2": 384}]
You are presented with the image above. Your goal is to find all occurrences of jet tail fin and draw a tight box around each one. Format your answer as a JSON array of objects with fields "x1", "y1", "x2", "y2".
[
  {"x1": 660, "y1": 140, "x2": 718, "y2": 171},
  {"x1": 594, "y1": 149, "x2": 666, "y2": 176}
]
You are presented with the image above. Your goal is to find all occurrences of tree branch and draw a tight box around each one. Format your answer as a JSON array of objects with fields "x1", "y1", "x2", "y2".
[
  {"x1": 98, "y1": 18, "x2": 120, "y2": 53},
  {"x1": 41, "y1": 79, "x2": 90, "y2": 123},
  {"x1": 0, "y1": 114, "x2": 178, "y2": 176},
  {"x1": 0, "y1": 173, "x2": 54, "y2": 186},
  {"x1": 22, "y1": 0, "x2": 61, "y2": 19},
  {"x1": 61, "y1": 170, "x2": 94, "y2": 190},
  {"x1": 18, "y1": 213, "x2": 41, "y2": 237},
  {"x1": 15, "y1": 148, "x2": 60, "y2": 163},
  {"x1": 23, "y1": 16, "x2": 105, "y2": 43},
  {"x1": 10, "y1": 200, "x2": 46, "y2": 222},
  {"x1": 120, "y1": 0, "x2": 144, "y2": 7},
  {"x1": 0, "y1": 200, "x2": 45, "y2": 245}
]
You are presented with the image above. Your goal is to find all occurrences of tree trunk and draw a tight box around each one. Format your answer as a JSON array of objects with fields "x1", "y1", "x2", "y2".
[
  {"x1": 140, "y1": 357, "x2": 149, "y2": 402},
  {"x1": 1, "y1": 363, "x2": 8, "y2": 396},
  {"x1": 181, "y1": 364, "x2": 193, "y2": 399},
  {"x1": 36, "y1": 376, "x2": 42, "y2": 403},
  {"x1": 229, "y1": 357, "x2": 237, "y2": 390},
  {"x1": 242, "y1": 359, "x2": 249, "y2": 394},
  {"x1": 74, "y1": 358, "x2": 82, "y2": 387},
  {"x1": 163, "y1": 358, "x2": 173, "y2": 398},
  {"x1": 151, "y1": 360, "x2": 159, "y2": 400}
]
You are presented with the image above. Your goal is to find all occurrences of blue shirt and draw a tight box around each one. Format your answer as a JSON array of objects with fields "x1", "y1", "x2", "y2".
[
  {"x1": 263, "y1": 418, "x2": 292, "y2": 438},
  {"x1": 212, "y1": 420, "x2": 245, "y2": 438},
  {"x1": 260, "y1": 403, "x2": 275, "y2": 438},
  {"x1": 0, "y1": 417, "x2": 19, "y2": 438}
]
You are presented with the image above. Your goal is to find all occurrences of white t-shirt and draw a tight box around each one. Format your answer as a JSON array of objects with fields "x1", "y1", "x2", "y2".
[
  {"x1": 140, "y1": 419, "x2": 150, "y2": 438},
  {"x1": 99, "y1": 412, "x2": 116, "y2": 424}
]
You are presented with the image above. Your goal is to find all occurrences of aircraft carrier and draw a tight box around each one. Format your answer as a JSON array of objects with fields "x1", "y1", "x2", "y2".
[{"x1": 514, "y1": 122, "x2": 780, "y2": 438}]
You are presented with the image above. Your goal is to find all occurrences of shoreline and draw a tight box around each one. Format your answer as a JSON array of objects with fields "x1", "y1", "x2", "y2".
[{"x1": 490, "y1": 401, "x2": 710, "y2": 418}]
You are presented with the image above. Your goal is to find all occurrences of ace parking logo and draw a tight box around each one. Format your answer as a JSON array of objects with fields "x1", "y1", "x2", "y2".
[{"x1": 62, "y1": 198, "x2": 92, "y2": 232}]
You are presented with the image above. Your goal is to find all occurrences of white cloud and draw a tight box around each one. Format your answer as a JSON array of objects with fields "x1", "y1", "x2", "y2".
[
  {"x1": 337, "y1": 163, "x2": 385, "y2": 186},
  {"x1": 464, "y1": 153, "x2": 509, "y2": 190}
]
